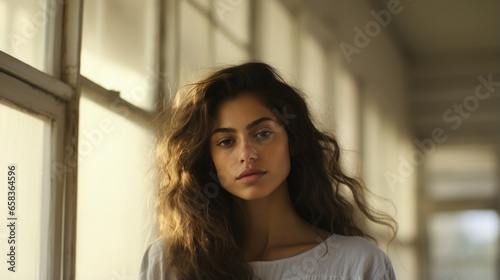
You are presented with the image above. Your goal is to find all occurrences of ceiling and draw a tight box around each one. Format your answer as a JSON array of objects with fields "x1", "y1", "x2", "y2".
[
  {"x1": 378, "y1": 0, "x2": 500, "y2": 141},
  {"x1": 373, "y1": 0, "x2": 500, "y2": 63},
  {"x1": 303, "y1": 0, "x2": 500, "y2": 142},
  {"x1": 305, "y1": 0, "x2": 500, "y2": 63}
]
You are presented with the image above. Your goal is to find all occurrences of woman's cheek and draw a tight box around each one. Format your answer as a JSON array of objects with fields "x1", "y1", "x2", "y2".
[
  {"x1": 213, "y1": 154, "x2": 239, "y2": 187},
  {"x1": 216, "y1": 169, "x2": 232, "y2": 188}
]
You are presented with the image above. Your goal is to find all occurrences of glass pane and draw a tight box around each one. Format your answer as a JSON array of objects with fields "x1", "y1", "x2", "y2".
[
  {"x1": 179, "y1": 0, "x2": 211, "y2": 85},
  {"x1": 0, "y1": 0, "x2": 50, "y2": 72},
  {"x1": 81, "y1": 0, "x2": 158, "y2": 111},
  {"x1": 428, "y1": 210, "x2": 499, "y2": 280},
  {"x1": 0, "y1": 101, "x2": 51, "y2": 280},
  {"x1": 214, "y1": 30, "x2": 248, "y2": 65},
  {"x1": 426, "y1": 144, "x2": 498, "y2": 199},
  {"x1": 213, "y1": 0, "x2": 250, "y2": 44},
  {"x1": 76, "y1": 92, "x2": 155, "y2": 280}
]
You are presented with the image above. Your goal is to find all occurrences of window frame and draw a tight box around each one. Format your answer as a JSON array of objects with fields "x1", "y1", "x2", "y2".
[
  {"x1": 0, "y1": 0, "x2": 158, "y2": 278},
  {"x1": 0, "y1": 54, "x2": 67, "y2": 280}
]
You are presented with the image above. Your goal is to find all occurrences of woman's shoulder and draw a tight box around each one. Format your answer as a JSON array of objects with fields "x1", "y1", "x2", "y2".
[
  {"x1": 326, "y1": 234, "x2": 386, "y2": 256},
  {"x1": 277, "y1": 234, "x2": 396, "y2": 279},
  {"x1": 320, "y1": 234, "x2": 395, "y2": 279}
]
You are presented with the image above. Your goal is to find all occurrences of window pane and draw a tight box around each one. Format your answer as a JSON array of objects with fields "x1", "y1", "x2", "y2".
[
  {"x1": 428, "y1": 210, "x2": 499, "y2": 280},
  {"x1": 213, "y1": 0, "x2": 250, "y2": 44},
  {"x1": 179, "y1": 1, "x2": 211, "y2": 84},
  {"x1": 0, "y1": 101, "x2": 51, "y2": 280},
  {"x1": 76, "y1": 92, "x2": 155, "y2": 280},
  {"x1": 426, "y1": 144, "x2": 498, "y2": 199},
  {"x1": 0, "y1": 0, "x2": 50, "y2": 72},
  {"x1": 81, "y1": 0, "x2": 158, "y2": 111}
]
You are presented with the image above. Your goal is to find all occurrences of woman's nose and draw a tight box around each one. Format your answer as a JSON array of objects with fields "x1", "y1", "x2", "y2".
[{"x1": 238, "y1": 140, "x2": 258, "y2": 163}]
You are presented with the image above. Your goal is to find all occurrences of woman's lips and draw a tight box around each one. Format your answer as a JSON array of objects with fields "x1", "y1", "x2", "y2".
[
  {"x1": 237, "y1": 168, "x2": 266, "y2": 179},
  {"x1": 236, "y1": 172, "x2": 267, "y2": 183}
]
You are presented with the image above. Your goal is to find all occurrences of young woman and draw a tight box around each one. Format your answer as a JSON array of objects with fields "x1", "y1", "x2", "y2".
[{"x1": 140, "y1": 62, "x2": 397, "y2": 279}]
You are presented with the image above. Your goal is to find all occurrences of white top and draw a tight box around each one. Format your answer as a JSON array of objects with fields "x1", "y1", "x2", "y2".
[{"x1": 139, "y1": 234, "x2": 396, "y2": 280}]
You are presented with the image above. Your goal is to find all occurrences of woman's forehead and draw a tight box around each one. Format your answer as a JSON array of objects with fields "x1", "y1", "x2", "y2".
[{"x1": 212, "y1": 94, "x2": 275, "y2": 126}]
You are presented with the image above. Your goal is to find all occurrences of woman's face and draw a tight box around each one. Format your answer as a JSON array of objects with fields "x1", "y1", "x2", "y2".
[{"x1": 209, "y1": 93, "x2": 290, "y2": 201}]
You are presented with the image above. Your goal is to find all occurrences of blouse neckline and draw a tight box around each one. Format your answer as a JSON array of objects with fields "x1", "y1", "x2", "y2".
[{"x1": 247, "y1": 234, "x2": 336, "y2": 265}]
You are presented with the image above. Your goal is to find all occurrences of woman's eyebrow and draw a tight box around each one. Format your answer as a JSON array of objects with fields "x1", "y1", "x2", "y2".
[
  {"x1": 246, "y1": 117, "x2": 274, "y2": 130},
  {"x1": 211, "y1": 117, "x2": 275, "y2": 135}
]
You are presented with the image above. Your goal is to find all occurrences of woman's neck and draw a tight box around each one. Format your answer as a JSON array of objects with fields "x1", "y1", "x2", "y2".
[{"x1": 233, "y1": 182, "x2": 330, "y2": 261}]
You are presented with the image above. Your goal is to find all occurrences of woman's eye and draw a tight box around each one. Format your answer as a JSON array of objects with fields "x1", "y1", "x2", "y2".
[
  {"x1": 217, "y1": 139, "x2": 234, "y2": 147},
  {"x1": 255, "y1": 130, "x2": 272, "y2": 138}
]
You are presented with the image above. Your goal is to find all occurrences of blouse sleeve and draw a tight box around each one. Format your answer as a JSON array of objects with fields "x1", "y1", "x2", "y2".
[
  {"x1": 374, "y1": 252, "x2": 397, "y2": 280},
  {"x1": 379, "y1": 258, "x2": 397, "y2": 280},
  {"x1": 139, "y1": 240, "x2": 169, "y2": 280}
]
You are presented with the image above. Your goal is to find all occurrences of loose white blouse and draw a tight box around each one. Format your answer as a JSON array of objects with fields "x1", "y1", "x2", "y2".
[{"x1": 140, "y1": 234, "x2": 396, "y2": 280}]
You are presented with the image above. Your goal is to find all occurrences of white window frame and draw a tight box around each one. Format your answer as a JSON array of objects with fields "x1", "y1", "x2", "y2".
[{"x1": 0, "y1": 66, "x2": 66, "y2": 280}]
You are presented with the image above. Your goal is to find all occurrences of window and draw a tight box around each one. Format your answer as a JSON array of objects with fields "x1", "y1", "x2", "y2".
[
  {"x1": 81, "y1": 0, "x2": 158, "y2": 111},
  {"x1": 0, "y1": 64, "x2": 67, "y2": 279},
  {"x1": 75, "y1": 91, "x2": 155, "y2": 280},
  {"x1": 429, "y1": 210, "x2": 499, "y2": 280},
  {"x1": 0, "y1": 0, "x2": 57, "y2": 73},
  {"x1": 423, "y1": 143, "x2": 499, "y2": 279},
  {"x1": 178, "y1": 0, "x2": 251, "y2": 85},
  {"x1": 0, "y1": 102, "x2": 51, "y2": 280}
]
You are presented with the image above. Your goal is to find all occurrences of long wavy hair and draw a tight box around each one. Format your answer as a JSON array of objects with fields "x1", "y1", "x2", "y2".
[{"x1": 154, "y1": 62, "x2": 397, "y2": 279}]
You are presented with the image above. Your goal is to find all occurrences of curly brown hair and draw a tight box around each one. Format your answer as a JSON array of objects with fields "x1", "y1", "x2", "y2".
[{"x1": 154, "y1": 62, "x2": 397, "y2": 279}]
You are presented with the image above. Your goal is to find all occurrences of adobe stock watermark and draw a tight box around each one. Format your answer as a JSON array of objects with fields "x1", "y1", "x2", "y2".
[
  {"x1": 122, "y1": 66, "x2": 168, "y2": 108},
  {"x1": 214, "y1": 0, "x2": 242, "y2": 20},
  {"x1": 52, "y1": 97, "x2": 160, "y2": 184},
  {"x1": 284, "y1": 236, "x2": 339, "y2": 279},
  {"x1": 51, "y1": 66, "x2": 168, "y2": 183},
  {"x1": 52, "y1": 118, "x2": 115, "y2": 183},
  {"x1": 10, "y1": 0, "x2": 66, "y2": 49},
  {"x1": 384, "y1": 74, "x2": 500, "y2": 189},
  {"x1": 340, "y1": 0, "x2": 410, "y2": 63}
]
